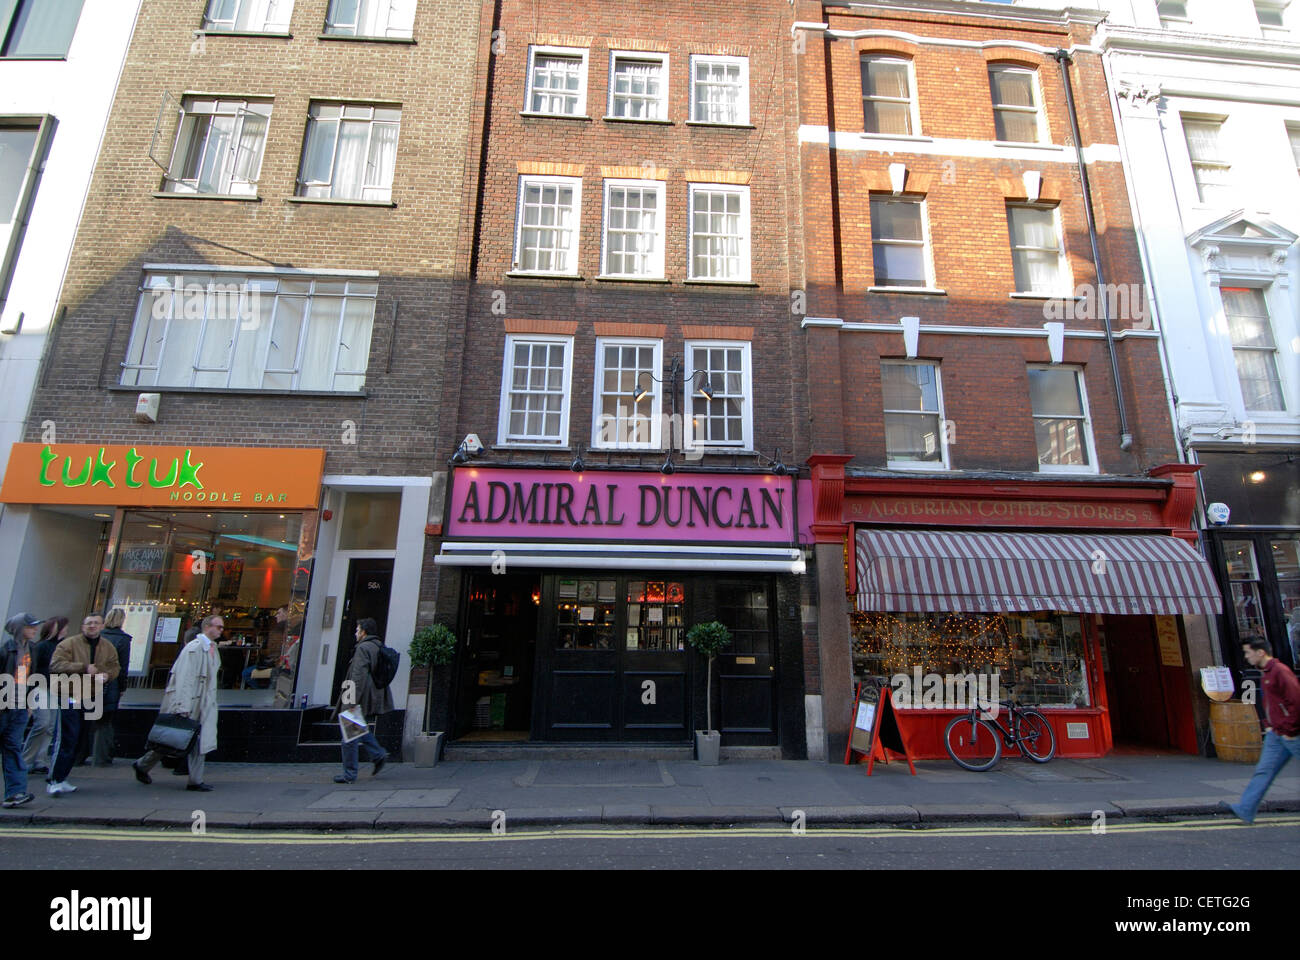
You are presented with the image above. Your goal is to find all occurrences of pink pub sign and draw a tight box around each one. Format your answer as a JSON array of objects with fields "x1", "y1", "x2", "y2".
[{"x1": 448, "y1": 468, "x2": 805, "y2": 544}]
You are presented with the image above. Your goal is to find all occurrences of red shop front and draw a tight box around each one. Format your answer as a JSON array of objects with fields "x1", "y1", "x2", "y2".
[{"x1": 808, "y1": 460, "x2": 1223, "y2": 760}]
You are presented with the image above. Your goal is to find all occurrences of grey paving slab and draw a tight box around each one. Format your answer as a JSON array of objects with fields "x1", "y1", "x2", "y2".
[
  {"x1": 308, "y1": 789, "x2": 395, "y2": 810},
  {"x1": 913, "y1": 803, "x2": 1018, "y2": 822},
  {"x1": 1110, "y1": 797, "x2": 1226, "y2": 817},
  {"x1": 532, "y1": 760, "x2": 671, "y2": 787},
  {"x1": 779, "y1": 804, "x2": 920, "y2": 824},
  {"x1": 650, "y1": 805, "x2": 781, "y2": 824},
  {"x1": 602, "y1": 804, "x2": 652, "y2": 823},
  {"x1": 1009, "y1": 801, "x2": 1123, "y2": 821},
  {"x1": 378, "y1": 789, "x2": 460, "y2": 809}
]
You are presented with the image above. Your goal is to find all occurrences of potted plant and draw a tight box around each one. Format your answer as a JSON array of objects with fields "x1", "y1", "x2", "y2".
[
  {"x1": 408, "y1": 623, "x2": 457, "y2": 766},
  {"x1": 687, "y1": 621, "x2": 732, "y2": 765}
]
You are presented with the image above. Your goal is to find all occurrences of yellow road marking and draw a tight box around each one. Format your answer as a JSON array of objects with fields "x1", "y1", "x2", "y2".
[{"x1": 0, "y1": 816, "x2": 1296, "y2": 846}]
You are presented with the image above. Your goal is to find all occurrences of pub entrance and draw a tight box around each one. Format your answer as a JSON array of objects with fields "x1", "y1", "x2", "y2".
[{"x1": 454, "y1": 573, "x2": 539, "y2": 741}]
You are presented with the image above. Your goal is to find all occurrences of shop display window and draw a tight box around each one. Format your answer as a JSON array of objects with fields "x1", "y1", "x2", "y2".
[
  {"x1": 103, "y1": 509, "x2": 316, "y2": 706},
  {"x1": 1224, "y1": 540, "x2": 1268, "y2": 645},
  {"x1": 625, "y1": 579, "x2": 685, "y2": 651},
  {"x1": 851, "y1": 610, "x2": 1091, "y2": 707},
  {"x1": 556, "y1": 578, "x2": 617, "y2": 649}
]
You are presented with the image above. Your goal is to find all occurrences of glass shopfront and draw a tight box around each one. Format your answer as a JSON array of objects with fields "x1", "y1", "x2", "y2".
[{"x1": 101, "y1": 508, "x2": 317, "y2": 706}]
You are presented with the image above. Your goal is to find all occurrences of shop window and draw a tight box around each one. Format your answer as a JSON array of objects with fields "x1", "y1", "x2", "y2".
[
  {"x1": 851, "y1": 611, "x2": 1092, "y2": 708},
  {"x1": 1225, "y1": 540, "x2": 1268, "y2": 645},
  {"x1": 882, "y1": 360, "x2": 946, "y2": 468},
  {"x1": 690, "y1": 55, "x2": 748, "y2": 125},
  {"x1": 592, "y1": 337, "x2": 661, "y2": 449},
  {"x1": 625, "y1": 579, "x2": 685, "y2": 650},
  {"x1": 105, "y1": 509, "x2": 315, "y2": 706},
  {"x1": 324, "y1": 0, "x2": 415, "y2": 38},
  {"x1": 161, "y1": 98, "x2": 272, "y2": 197},
  {"x1": 338, "y1": 491, "x2": 400, "y2": 550},
  {"x1": 202, "y1": 0, "x2": 293, "y2": 33},
  {"x1": 1, "y1": 0, "x2": 84, "y2": 56},
  {"x1": 1272, "y1": 538, "x2": 1300, "y2": 661},
  {"x1": 121, "y1": 271, "x2": 377, "y2": 392},
  {"x1": 1221, "y1": 287, "x2": 1285, "y2": 411},
  {"x1": 556, "y1": 577, "x2": 618, "y2": 649},
  {"x1": 1029, "y1": 365, "x2": 1097, "y2": 472}
]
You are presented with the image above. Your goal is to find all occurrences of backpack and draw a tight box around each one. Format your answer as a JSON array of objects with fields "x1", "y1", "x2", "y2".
[{"x1": 370, "y1": 640, "x2": 400, "y2": 690}]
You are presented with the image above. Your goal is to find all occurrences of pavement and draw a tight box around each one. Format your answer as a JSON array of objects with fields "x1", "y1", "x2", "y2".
[{"x1": 3, "y1": 751, "x2": 1298, "y2": 830}]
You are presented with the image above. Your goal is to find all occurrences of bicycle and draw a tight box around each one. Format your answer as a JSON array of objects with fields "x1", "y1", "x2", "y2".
[{"x1": 943, "y1": 695, "x2": 1057, "y2": 772}]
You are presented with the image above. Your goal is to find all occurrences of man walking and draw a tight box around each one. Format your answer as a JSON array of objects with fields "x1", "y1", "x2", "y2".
[
  {"x1": 1222, "y1": 638, "x2": 1300, "y2": 824},
  {"x1": 48, "y1": 613, "x2": 120, "y2": 795},
  {"x1": 132, "y1": 614, "x2": 222, "y2": 792},
  {"x1": 0, "y1": 613, "x2": 40, "y2": 808},
  {"x1": 333, "y1": 618, "x2": 392, "y2": 784}
]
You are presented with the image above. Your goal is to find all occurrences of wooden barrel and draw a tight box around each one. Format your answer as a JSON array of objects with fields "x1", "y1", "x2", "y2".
[{"x1": 1209, "y1": 701, "x2": 1263, "y2": 763}]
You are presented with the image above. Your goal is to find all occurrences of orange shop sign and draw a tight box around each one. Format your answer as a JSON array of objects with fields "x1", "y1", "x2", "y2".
[{"x1": 0, "y1": 443, "x2": 325, "y2": 510}]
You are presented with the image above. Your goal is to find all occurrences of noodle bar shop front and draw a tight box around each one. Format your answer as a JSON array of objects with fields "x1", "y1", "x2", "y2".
[{"x1": 808, "y1": 458, "x2": 1224, "y2": 760}]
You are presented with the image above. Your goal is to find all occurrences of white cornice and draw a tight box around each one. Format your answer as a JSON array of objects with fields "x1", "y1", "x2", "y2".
[
  {"x1": 1098, "y1": 24, "x2": 1300, "y2": 67},
  {"x1": 819, "y1": 1, "x2": 1105, "y2": 30},
  {"x1": 794, "y1": 22, "x2": 1101, "y2": 57}
]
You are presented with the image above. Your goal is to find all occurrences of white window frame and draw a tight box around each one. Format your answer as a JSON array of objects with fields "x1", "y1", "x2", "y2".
[
  {"x1": 163, "y1": 98, "x2": 272, "y2": 197},
  {"x1": 682, "y1": 340, "x2": 753, "y2": 451},
  {"x1": 869, "y1": 194, "x2": 934, "y2": 289},
  {"x1": 524, "y1": 45, "x2": 589, "y2": 117},
  {"x1": 606, "y1": 51, "x2": 669, "y2": 121},
  {"x1": 591, "y1": 337, "x2": 663, "y2": 450},
  {"x1": 119, "y1": 271, "x2": 378, "y2": 393},
  {"x1": 497, "y1": 334, "x2": 574, "y2": 447},
  {"x1": 601, "y1": 178, "x2": 665, "y2": 279},
  {"x1": 297, "y1": 102, "x2": 401, "y2": 202},
  {"x1": 1180, "y1": 113, "x2": 1232, "y2": 206},
  {"x1": 860, "y1": 55, "x2": 920, "y2": 137},
  {"x1": 1155, "y1": 0, "x2": 1190, "y2": 27},
  {"x1": 882, "y1": 360, "x2": 948, "y2": 470},
  {"x1": 1028, "y1": 365, "x2": 1099, "y2": 475},
  {"x1": 1254, "y1": 0, "x2": 1290, "y2": 38},
  {"x1": 687, "y1": 183, "x2": 751, "y2": 282},
  {"x1": 512, "y1": 175, "x2": 582, "y2": 276},
  {"x1": 988, "y1": 64, "x2": 1045, "y2": 145},
  {"x1": 202, "y1": 0, "x2": 293, "y2": 33},
  {"x1": 1218, "y1": 284, "x2": 1287, "y2": 414},
  {"x1": 324, "y1": 0, "x2": 416, "y2": 38},
  {"x1": 688, "y1": 55, "x2": 749, "y2": 126},
  {"x1": 1288, "y1": 122, "x2": 1300, "y2": 177},
  {"x1": 1006, "y1": 203, "x2": 1070, "y2": 297}
]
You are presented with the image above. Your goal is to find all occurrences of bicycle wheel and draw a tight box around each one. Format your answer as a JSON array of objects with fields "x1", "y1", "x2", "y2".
[
  {"x1": 1016, "y1": 709, "x2": 1056, "y2": 762},
  {"x1": 944, "y1": 713, "x2": 1002, "y2": 772}
]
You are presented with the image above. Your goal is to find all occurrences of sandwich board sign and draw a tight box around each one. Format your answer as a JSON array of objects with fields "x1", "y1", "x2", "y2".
[{"x1": 844, "y1": 679, "x2": 916, "y2": 776}]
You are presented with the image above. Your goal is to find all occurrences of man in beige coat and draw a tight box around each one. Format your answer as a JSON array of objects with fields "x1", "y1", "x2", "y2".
[
  {"x1": 132, "y1": 614, "x2": 222, "y2": 792},
  {"x1": 47, "y1": 614, "x2": 120, "y2": 795}
]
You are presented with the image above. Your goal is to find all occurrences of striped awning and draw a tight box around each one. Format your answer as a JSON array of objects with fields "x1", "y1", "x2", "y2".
[{"x1": 854, "y1": 528, "x2": 1222, "y2": 616}]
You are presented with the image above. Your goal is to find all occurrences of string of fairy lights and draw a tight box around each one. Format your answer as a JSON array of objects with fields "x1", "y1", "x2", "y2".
[{"x1": 851, "y1": 611, "x2": 1015, "y2": 676}]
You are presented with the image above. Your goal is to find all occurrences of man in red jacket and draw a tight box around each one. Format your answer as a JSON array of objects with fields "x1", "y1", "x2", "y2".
[{"x1": 1222, "y1": 638, "x2": 1300, "y2": 824}]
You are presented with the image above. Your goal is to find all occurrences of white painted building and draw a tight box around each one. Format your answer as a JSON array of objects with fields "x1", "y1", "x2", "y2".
[{"x1": 0, "y1": 1, "x2": 142, "y2": 623}]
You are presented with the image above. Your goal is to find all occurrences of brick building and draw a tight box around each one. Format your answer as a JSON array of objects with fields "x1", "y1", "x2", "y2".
[
  {"x1": 0, "y1": 0, "x2": 481, "y2": 760},
  {"x1": 790, "y1": 0, "x2": 1221, "y2": 763},
  {"x1": 423, "y1": 0, "x2": 813, "y2": 757}
]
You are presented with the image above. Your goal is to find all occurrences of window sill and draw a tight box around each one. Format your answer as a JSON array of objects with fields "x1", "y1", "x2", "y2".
[
  {"x1": 887, "y1": 461, "x2": 948, "y2": 472},
  {"x1": 1009, "y1": 292, "x2": 1081, "y2": 301},
  {"x1": 868, "y1": 286, "x2": 946, "y2": 295},
  {"x1": 684, "y1": 121, "x2": 756, "y2": 129},
  {"x1": 152, "y1": 191, "x2": 262, "y2": 202},
  {"x1": 317, "y1": 33, "x2": 416, "y2": 43},
  {"x1": 196, "y1": 29, "x2": 293, "y2": 39},
  {"x1": 519, "y1": 111, "x2": 594, "y2": 122},
  {"x1": 0, "y1": 54, "x2": 69, "y2": 61},
  {"x1": 505, "y1": 271, "x2": 585, "y2": 280},
  {"x1": 285, "y1": 197, "x2": 397, "y2": 208},
  {"x1": 603, "y1": 115, "x2": 673, "y2": 124},
  {"x1": 595, "y1": 275, "x2": 671, "y2": 284},
  {"x1": 992, "y1": 140, "x2": 1063, "y2": 152},
  {"x1": 108, "y1": 385, "x2": 367, "y2": 398},
  {"x1": 493, "y1": 443, "x2": 572, "y2": 451},
  {"x1": 1037, "y1": 466, "x2": 1100, "y2": 476},
  {"x1": 683, "y1": 448, "x2": 759, "y2": 457},
  {"x1": 683, "y1": 279, "x2": 758, "y2": 287},
  {"x1": 860, "y1": 132, "x2": 933, "y2": 143}
]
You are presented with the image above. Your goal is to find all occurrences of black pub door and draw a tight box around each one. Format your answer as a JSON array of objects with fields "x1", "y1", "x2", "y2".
[
  {"x1": 715, "y1": 579, "x2": 778, "y2": 744},
  {"x1": 537, "y1": 574, "x2": 690, "y2": 741},
  {"x1": 330, "y1": 558, "x2": 394, "y2": 705}
]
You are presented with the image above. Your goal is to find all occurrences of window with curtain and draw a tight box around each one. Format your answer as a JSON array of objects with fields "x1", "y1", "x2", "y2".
[
  {"x1": 1028, "y1": 366, "x2": 1094, "y2": 470},
  {"x1": 882, "y1": 362, "x2": 945, "y2": 466},
  {"x1": 164, "y1": 99, "x2": 271, "y2": 196},
  {"x1": 324, "y1": 0, "x2": 416, "y2": 38},
  {"x1": 1, "y1": 0, "x2": 84, "y2": 56},
  {"x1": 690, "y1": 56, "x2": 748, "y2": 124},
  {"x1": 610, "y1": 56, "x2": 666, "y2": 120},
  {"x1": 514, "y1": 176, "x2": 580, "y2": 274},
  {"x1": 593, "y1": 339, "x2": 661, "y2": 449},
  {"x1": 528, "y1": 49, "x2": 586, "y2": 115},
  {"x1": 988, "y1": 65, "x2": 1041, "y2": 143},
  {"x1": 861, "y1": 56, "x2": 914, "y2": 135},
  {"x1": 499, "y1": 336, "x2": 572, "y2": 444},
  {"x1": 1182, "y1": 117, "x2": 1231, "y2": 204},
  {"x1": 689, "y1": 185, "x2": 749, "y2": 281},
  {"x1": 1006, "y1": 204, "x2": 1065, "y2": 294},
  {"x1": 1221, "y1": 287, "x2": 1285, "y2": 411},
  {"x1": 298, "y1": 103, "x2": 400, "y2": 201},
  {"x1": 870, "y1": 196, "x2": 930, "y2": 287},
  {"x1": 603, "y1": 180, "x2": 664, "y2": 278},
  {"x1": 121, "y1": 272, "x2": 377, "y2": 392},
  {"x1": 202, "y1": 0, "x2": 293, "y2": 33},
  {"x1": 686, "y1": 342, "x2": 751, "y2": 448}
]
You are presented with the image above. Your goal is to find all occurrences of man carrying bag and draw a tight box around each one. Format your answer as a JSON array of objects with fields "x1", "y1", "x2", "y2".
[
  {"x1": 132, "y1": 614, "x2": 222, "y2": 792},
  {"x1": 333, "y1": 618, "x2": 394, "y2": 784}
]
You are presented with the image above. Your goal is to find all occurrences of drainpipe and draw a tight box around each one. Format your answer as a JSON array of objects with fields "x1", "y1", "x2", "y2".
[{"x1": 1054, "y1": 49, "x2": 1133, "y2": 452}]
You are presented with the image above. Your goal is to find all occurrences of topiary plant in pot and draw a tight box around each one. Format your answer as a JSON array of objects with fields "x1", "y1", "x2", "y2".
[
  {"x1": 686, "y1": 621, "x2": 732, "y2": 765},
  {"x1": 407, "y1": 624, "x2": 457, "y2": 766}
]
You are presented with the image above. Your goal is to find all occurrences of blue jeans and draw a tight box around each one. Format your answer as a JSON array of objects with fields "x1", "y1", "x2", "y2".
[
  {"x1": 341, "y1": 731, "x2": 386, "y2": 781},
  {"x1": 1, "y1": 708, "x2": 30, "y2": 799},
  {"x1": 1232, "y1": 730, "x2": 1300, "y2": 823}
]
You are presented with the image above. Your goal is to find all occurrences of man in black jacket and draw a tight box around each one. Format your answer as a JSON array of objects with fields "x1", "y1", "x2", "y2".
[
  {"x1": 333, "y1": 618, "x2": 393, "y2": 784},
  {"x1": 1, "y1": 613, "x2": 40, "y2": 808}
]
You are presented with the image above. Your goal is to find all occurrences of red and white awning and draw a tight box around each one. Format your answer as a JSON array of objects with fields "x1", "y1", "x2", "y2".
[{"x1": 854, "y1": 528, "x2": 1221, "y2": 616}]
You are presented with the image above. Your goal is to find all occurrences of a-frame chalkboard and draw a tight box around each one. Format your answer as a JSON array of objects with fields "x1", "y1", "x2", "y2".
[{"x1": 844, "y1": 680, "x2": 916, "y2": 775}]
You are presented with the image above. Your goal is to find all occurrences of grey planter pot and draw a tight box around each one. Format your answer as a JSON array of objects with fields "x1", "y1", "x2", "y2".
[
  {"x1": 412, "y1": 732, "x2": 444, "y2": 767},
  {"x1": 695, "y1": 730, "x2": 720, "y2": 765}
]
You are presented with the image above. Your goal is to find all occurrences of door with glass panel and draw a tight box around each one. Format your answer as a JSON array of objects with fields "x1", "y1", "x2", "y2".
[{"x1": 715, "y1": 580, "x2": 777, "y2": 744}]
